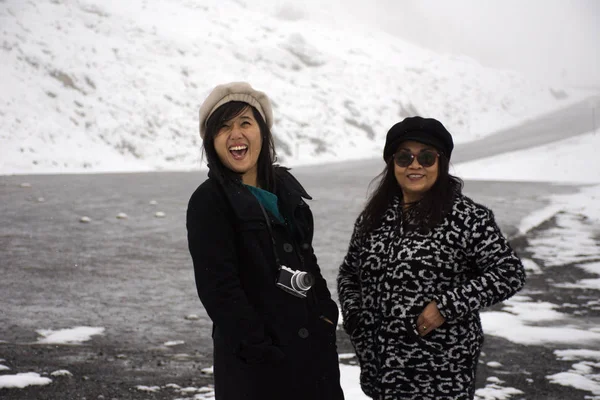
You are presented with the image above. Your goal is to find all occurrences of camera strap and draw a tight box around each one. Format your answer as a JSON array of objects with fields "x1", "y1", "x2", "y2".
[{"x1": 256, "y1": 199, "x2": 283, "y2": 267}]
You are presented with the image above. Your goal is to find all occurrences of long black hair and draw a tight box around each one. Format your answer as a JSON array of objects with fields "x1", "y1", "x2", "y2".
[
  {"x1": 202, "y1": 101, "x2": 277, "y2": 192},
  {"x1": 358, "y1": 151, "x2": 463, "y2": 235}
]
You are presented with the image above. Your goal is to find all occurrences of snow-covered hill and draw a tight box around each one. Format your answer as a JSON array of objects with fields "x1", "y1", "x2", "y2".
[{"x1": 0, "y1": 0, "x2": 589, "y2": 174}]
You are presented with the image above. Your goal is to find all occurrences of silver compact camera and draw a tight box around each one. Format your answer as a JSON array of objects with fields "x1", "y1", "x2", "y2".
[{"x1": 276, "y1": 265, "x2": 314, "y2": 298}]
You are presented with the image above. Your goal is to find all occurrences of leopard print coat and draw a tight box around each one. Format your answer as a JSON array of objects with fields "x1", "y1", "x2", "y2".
[{"x1": 338, "y1": 193, "x2": 526, "y2": 400}]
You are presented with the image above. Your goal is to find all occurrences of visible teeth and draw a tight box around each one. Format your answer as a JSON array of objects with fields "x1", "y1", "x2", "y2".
[
  {"x1": 408, "y1": 174, "x2": 423, "y2": 178},
  {"x1": 230, "y1": 145, "x2": 247, "y2": 151}
]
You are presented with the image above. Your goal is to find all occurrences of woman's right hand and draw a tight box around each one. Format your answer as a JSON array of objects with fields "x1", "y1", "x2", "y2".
[{"x1": 416, "y1": 300, "x2": 445, "y2": 337}]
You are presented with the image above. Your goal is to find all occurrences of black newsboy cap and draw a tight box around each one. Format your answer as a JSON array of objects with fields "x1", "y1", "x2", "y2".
[{"x1": 383, "y1": 116, "x2": 454, "y2": 162}]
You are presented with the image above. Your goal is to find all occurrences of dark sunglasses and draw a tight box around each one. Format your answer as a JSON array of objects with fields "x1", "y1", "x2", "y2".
[{"x1": 394, "y1": 149, "x2": 439, "y2": 168}]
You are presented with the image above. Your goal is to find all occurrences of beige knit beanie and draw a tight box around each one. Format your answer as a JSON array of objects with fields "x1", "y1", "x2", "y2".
[{"x1": 198, "y1": 82, "x2": 274, "y2": 139}]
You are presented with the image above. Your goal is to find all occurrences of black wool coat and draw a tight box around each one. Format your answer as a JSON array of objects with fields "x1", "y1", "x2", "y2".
[{"x1": 186, "y1": 167, "x2": 344, "y2": 400}]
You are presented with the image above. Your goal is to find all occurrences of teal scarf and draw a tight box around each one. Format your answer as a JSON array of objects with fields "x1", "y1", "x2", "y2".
[{"x1": 245, "y1": 185, "x2": 284, "y2": 223}]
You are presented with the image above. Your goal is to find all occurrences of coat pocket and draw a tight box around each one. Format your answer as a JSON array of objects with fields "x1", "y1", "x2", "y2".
[
  {"x1": 402, "y1": 317, "x2": 445, "y2": 354},
  {"x1": 349, "y1": 311, "x2": 375, "y2": 365}
]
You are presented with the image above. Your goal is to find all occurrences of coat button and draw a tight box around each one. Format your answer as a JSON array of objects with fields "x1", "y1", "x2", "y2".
[
  {"x1": 298, "y1": 328, "x2": 309, "y2": 338},
  {"x1": 283, "y1": 243, "x2": 294, "y2": 253},
  {"x1": 301, "y1": 243, "x2": 310, "y2": 250}
]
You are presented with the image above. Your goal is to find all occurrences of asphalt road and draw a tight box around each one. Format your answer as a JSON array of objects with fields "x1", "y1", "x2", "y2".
[{"x1": 0, "y1": 168, "x2": 591, "y2": 400}]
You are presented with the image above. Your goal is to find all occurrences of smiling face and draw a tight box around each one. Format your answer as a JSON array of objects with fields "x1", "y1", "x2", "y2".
[
  {"x1": 213, "y1": 107, "x2": 262, "y2": 186},
  {"x1": 394, "y1": 141, "x2": 439, "y2": 204}
]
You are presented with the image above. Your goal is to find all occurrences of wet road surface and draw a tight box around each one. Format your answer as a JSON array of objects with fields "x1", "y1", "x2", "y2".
[{"x1": 0, "y1": 169, "x2": 591, "y2": 399}]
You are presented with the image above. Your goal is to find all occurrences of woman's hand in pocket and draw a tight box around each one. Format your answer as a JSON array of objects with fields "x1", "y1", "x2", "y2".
[{"x1": 416, "y1": 301, "x2": 445, "y2": 337}]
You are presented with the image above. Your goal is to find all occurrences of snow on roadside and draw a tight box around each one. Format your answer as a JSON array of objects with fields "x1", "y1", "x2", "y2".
[
  {"x1": 475, "y1": 376, "x2": 524, "y2": 400},
  {"x1": 36, "y1": 326, "x2": 105, "y2": 344},
  {"x1": 136, "y1": 385, "x2": 161, "y2": 392},
  {"x1": 50, "y1": 369, "x2": 73, "y2": 377},
  {"x1": 547, "y1": 350, "x2": 600, "y2": 397},
  {"x1": 482, "y1": 306, "x2": 600, "y2": 346},
  {"x1": 164, "y1": 340, "x2": 185, "y2": 346},
  {"x1": 477, "y1": 182, "x2": 600, "y2": 398},
  {"x1": 480, "y1": 185, "x2": 600, "y2": 347},
  {"x1": 481, "y1": 184, "x2": 600, "y2": 334},
  {"x1": 0, "y1": 372, "x2": 52, "y2": 389},
  {"x1": 135, "y1": 383, "x2": 215, "y2": 398},
  {"x1": 339, "y1": 364, "x2": 370, "y2": 399}
]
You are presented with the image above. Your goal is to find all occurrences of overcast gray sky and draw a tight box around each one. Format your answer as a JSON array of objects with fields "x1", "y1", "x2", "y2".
[
  {"x1": 373, "y1": 0, "x2": 599, "y2": 88},
  {"x1": 260, "y1": 0, "x2": 600, "y2": 88}
]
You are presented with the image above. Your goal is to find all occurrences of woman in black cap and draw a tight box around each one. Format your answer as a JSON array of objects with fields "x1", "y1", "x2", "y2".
[
  {"x1": 187, "y1": 82, "x2": 344, "y2": 400},
  {"x1": 337, "y1": 116, "x2": 526, "y2": 399}
]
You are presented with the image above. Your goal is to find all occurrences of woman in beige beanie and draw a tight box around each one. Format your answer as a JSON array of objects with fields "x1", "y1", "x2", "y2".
[{"x1": 186, "y1": 82, "x2": 344, "y2": 400}]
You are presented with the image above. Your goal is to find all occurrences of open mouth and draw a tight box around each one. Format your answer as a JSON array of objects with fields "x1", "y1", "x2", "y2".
[
  {"x1": 407, "y1": 174, "x2": 424, "y2": 180},
  {"x1": 229, "y1": 145, "x2": 248, "y2": 160}
]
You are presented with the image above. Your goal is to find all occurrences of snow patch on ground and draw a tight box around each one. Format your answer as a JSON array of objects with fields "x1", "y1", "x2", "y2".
[
  {"x1": 0, "y1": 372, "x2": 52, "y2": 389},
  {"x1": 339, "y1": 364, "x2": 370, "y2": 399},
  {"x1": 478, "y1": 183, "x2": 600, "y2": 397},
  {"x1": 136, "y1": 385, "x2": 160, "y2": 392},
  {"x1": 521, "y1": 258, "x2": 542, "y2": 275},
  {"x1": 135, "y1": 383, "x2": 215, "y2": 398},
  {"x1": 164, "y1": 340, "x2": 185, "y2": 346},
  {"x1": 474, "y1": 376, "x2": 524, "y2": 400},
  {"x1": 482, "y1": 311, "x2": 600, "y2": 345},
  {"x1": 36, "y1": 326, "x2": 105, "y2": 344},
  {"x1": 50, "y1": 369, "x2": 73, "y2": 377},
  {"x1": 548, "y1": 349, "x2": 600, "y2": 395}
]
